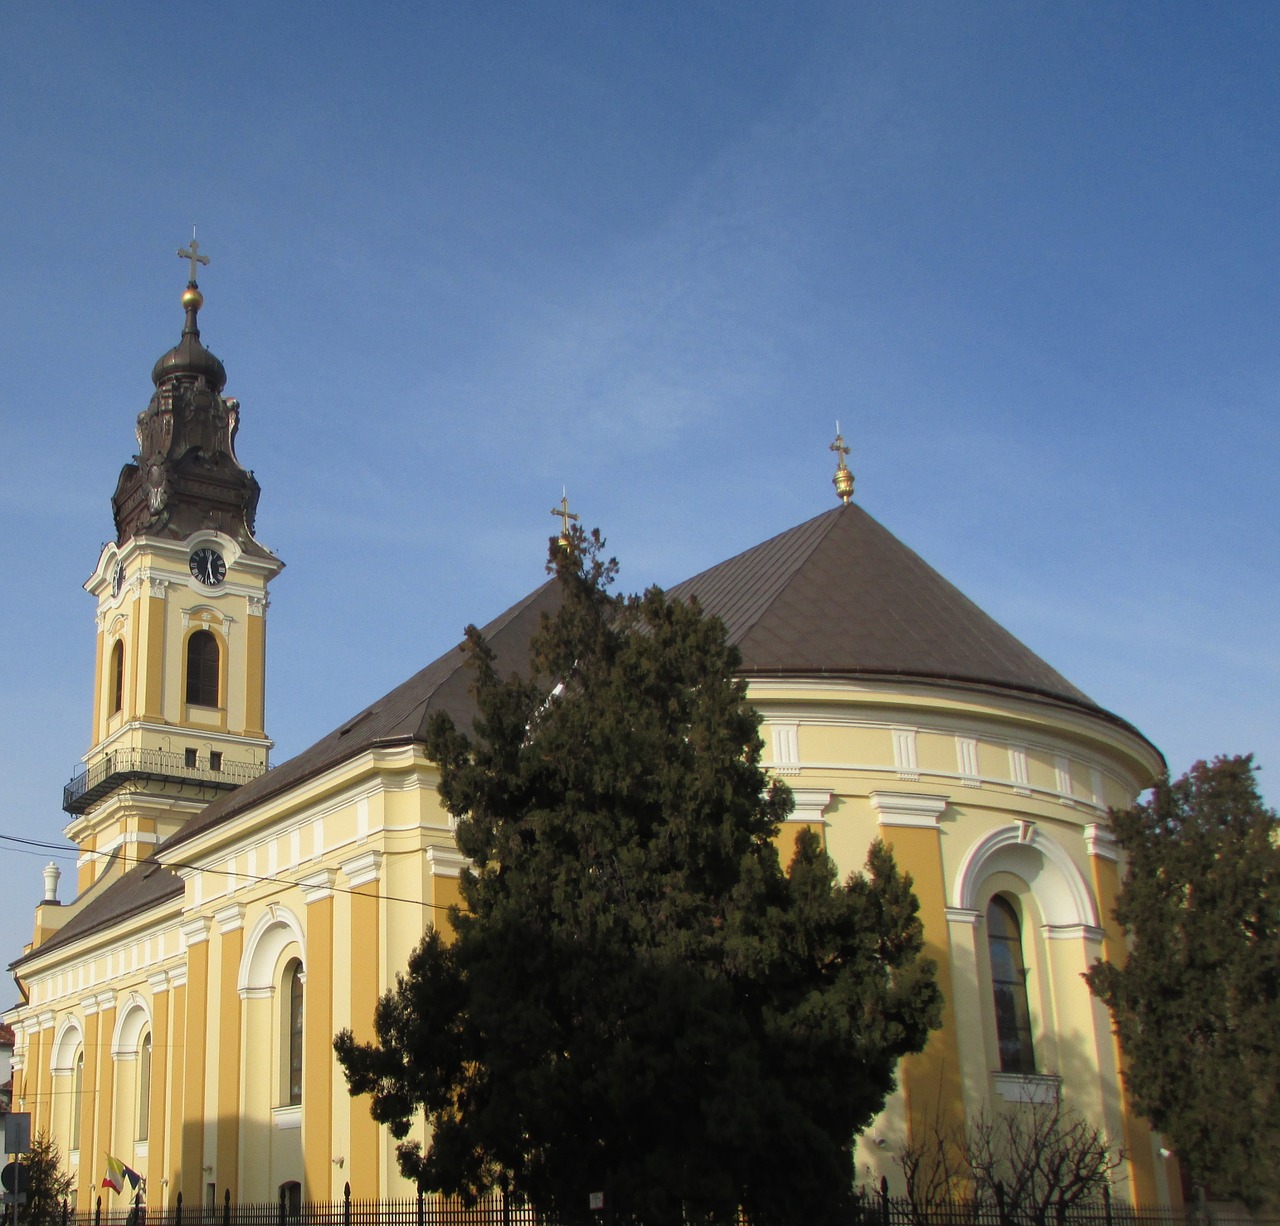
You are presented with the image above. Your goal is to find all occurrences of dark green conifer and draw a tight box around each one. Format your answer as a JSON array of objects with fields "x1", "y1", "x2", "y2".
[
  {"x1": 337, "y1": 527, "x2": 941, "y2": 1225},
  {"x1": 1087, "y1": 755, "x2": 1280, "y2": 1208}
]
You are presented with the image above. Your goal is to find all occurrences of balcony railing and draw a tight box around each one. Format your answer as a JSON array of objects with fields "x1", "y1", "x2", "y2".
[{"x1": 63, "y1": 747, "x2": 267, "y2": 815}]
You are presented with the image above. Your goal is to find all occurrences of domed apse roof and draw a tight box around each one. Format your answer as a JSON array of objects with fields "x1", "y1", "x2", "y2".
[{"x1": 670, "y1": 502, "x2": 1099, "y2": 713}]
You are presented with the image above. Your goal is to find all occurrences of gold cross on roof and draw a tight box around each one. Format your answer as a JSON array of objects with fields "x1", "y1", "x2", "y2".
[
  {"x1": 551, "y1": 489, "x2": 580, "y2": 542},
  {"x1": 178, "y1": 230, "x2": 210, "y2": 284},
  {"x1": 830, "y1": 422, "x2": 854, "y2": 505}
]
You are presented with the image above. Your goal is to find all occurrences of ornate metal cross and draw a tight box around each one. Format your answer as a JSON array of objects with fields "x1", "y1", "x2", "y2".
[
  {"x1": 178, "y1": 233, "x2": 210, "y2": 283},
  {"x1": 551, "y1": 490, "x2": 580, "y2": 539},
  {"x1": 829, "y1": 421, "x2": 850, "y2": 468}
]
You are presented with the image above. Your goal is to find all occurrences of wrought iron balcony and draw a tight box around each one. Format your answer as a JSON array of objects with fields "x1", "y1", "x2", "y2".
[{"x1": 63, "y1": 747, "x2": 267, "y2": 816}]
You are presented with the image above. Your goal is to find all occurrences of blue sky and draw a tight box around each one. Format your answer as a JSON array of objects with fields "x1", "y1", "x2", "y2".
[{"x1": 2, "y1": 2, "x2": 1277, "y2": 955}]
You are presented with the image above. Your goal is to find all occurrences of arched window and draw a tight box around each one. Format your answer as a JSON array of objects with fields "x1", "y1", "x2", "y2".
[
  {"x1": 186, "y1": 630, "x2": 220, "y2": 707},
  {"x1": 110, "y1": 640, "x2": 125, "y2": 715},
  {"x1": 987, "y1": 895, "x2": 1036, "y2": 1074},
  {"x1": 137, "y1": 1032, "x2": 152, "y2": 1141},
  {"x1": 285, "y1": 959, "x2": 304, "y2": 1106},
  {"x1": 70, "y1": 1049, "x2": 84, "y2": 1150}
]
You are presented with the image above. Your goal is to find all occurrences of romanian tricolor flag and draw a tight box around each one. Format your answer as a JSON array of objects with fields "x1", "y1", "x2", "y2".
[{"x1": 101, "y1": 1156, "x2": 144, "y2": 1195}]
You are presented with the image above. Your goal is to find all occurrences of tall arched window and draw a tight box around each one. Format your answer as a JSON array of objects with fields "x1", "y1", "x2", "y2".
[
  {"x1": 285, "y1": 959, "x2": 304, "y2": 1106},
  {"x1": 110, "y1": 640, "x2": 125, "y2": 715},
  {"x1": 987, "y1": 895, "x2": 1036, "y2": 1074},
  {"x1": 70, "y1": 1049, "x2": 84, "y2": 1150},
  {"x1": 137, "y1": 1032, "x2": 152, "y2": 1141},
  {"x1": 186, "y1": 630, "x2": 220, "y2": 707}
]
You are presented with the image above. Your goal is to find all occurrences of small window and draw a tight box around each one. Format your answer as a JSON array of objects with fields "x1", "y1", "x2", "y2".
[
  {"x1": 987, "y1": 895, "x2": 1036, "y2": 1074},
  {"x1": 184, "y1": 748, "x2": 198, "y2": 769},
  {"x1": 186, "y1": 630, "x2": 220, "y2": 707},
  {"x1": 137, "y1": 1032, "x2": 152, "y2": 1141},
  {"x1": 210, "y1": 751, "x2": 223, "y2": 772},
  {"x1": 110, "y1": 640, "x2": 125, "y2": 715},
  {"x1": 285, "y1": 959, "x2": 304, "y2": 1106}
]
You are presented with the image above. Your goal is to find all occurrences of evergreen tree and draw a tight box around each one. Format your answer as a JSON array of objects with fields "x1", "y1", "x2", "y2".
[
  {"x1": 1086, "y1": 755, "x2": 1280, "y2": 1208},
  {"x1": 336, "y1": 527, "x2": 942, "y2": 1226},
  {"x1": 18, "y1": 1130, "x2": 74, "y2": 1226}
]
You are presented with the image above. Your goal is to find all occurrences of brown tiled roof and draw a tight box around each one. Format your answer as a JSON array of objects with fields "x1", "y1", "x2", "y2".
[
  {"x1": 13, "y1": 504, "x2": 1140, "y2": 966},
  {"x1": 671, "y1": 503, "x2": 1100, "y2": 712}
]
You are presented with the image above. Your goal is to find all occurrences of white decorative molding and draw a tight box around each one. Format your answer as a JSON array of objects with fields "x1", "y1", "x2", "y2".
[
  {"x1": 992, "y1": 1072, "x2": 1060, "y2": 1104},
  {"x1": 214, "y1": 903, "x2": 246, "y2": 934},
  {"x1": 96, "y1": 991, "x2": 116, "y2": 1012},
  {"x1": 110, "y1": 993, "x2": 151, "y2": 1057},
  {"x1": 272, "y1": 1104, "x2": 302, "y2": 1130},
  {"x1": 247, "y1": 594, "x2": 268, "y2": 617},
  {"x1": 787, "y1": 788, "x2": 833, "y2": 825},
  {"x1": 426, "y1": 845, "x2": 469, "y2": 879},
  {"x1": 956, "y1": 737, "x2": 980, "y2": 787},
  {"x1": 146, "y1": 576, "x2": 169, "y2": 599},
  {"x1": 147, "y1": 971, "x2": 170, "y2": 995},
  {"x1": 945, "y1": 907, "x2": 981, "y2": 926},
  {"x1": 1054, "y1": 754, "x2": 1075, "y2": 806},
  {"x1": 952, "y1": 824, "x2": 1100, "y2": 928},
  {"x1": 870, "y1": 791, "x2": 948, "y2": 828},
  {"x1": 891, "y1": 728, "x2": 919, "y2": 781},
  {"x1": 1008, "y1": 745, "x2": 1030, "y2": 794},
  {"x1": 1083, "y1": 824, "x2": 1119, "y2": 861},
  {"x1": 1044, "y1": 923, "x2": 1106, "y2": 945},
  {"x1": 771, "y1": 723, "x2": 800, "y2": 776},
  {"x1": 240, "y1": 986, "x2": 274, "y2": 1000},
  {"x1": 298, "y1": 868, "x2": 337, "y2": 903},
  {"x1": 342, "y1": 849, "x2": 383, "y2": 889},
  {"x1": 180, "y1": 917, "x2": 213, "y2": 947},
  {"x1": 238, "y1": 905, "x2": 306, "y2": 994},
  {"x1": 168, "y1": 966, "x2": 188, "y2": 990}
]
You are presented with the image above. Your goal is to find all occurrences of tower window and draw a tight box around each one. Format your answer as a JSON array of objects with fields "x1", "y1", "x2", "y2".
[
  {"x1": 110, "y1": 640, "x2": 125, "y2": 715},
  {"x1": 186, "y1": 630, "x2": 220, "y2": 707},
  {"x1": 210, "y1": 751, "x2": 223, "y2": 772},
  {"x1": 987, "y1": 895, "x2": 1036, "y2": 1074},
  {"x1": 185, "y1": 748, "x2": 198, "y2": 769}
]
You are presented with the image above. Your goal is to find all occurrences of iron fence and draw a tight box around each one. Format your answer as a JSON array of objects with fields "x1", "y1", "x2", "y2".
[{"x1": 41, "y1": 1179, "x2": 1280, "y2": 1226}]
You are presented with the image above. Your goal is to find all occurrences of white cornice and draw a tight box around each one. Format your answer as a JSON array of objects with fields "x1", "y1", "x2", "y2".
[
  {"x1": 341, "y1": 850, "x2": 383, "y2": 889},
  {"x1": 297, "y1": 868, "x2": 337, "y2": 904},
  {"x1": 426, "y1": 845, "x2": 468, "y2": 879},
  {"x1": 1083, "y1": 823, "x2": 1120, "y2": 861},
  {"x1": 870, "y1": 790, "x2": 949, "y2": 827},
  {"x1": 214, "y1": 903, "x2": 246, "y2": 934}
]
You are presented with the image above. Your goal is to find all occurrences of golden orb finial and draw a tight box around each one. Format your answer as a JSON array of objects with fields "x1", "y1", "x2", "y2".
[
  {"x1": 181, "y1": 284, "x2": 204, "y2": 312},
  {"x1": 551, "y1": 488, "x2": 581, "y2": 549},
  {"x1": 829, "y1": 422, "x2": 854, "y2": 505}
]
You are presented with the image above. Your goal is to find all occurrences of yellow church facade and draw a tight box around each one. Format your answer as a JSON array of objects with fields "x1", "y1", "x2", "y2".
[{"x1": 6, "y1": 269, "x2": 1174, "y2": 1212}]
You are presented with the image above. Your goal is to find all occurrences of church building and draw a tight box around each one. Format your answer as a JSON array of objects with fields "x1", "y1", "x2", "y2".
[{"x1": 5, "y1": 256, "x2": 1175, "y2": 1211}]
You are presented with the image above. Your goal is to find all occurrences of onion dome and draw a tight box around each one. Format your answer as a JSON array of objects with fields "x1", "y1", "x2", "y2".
[{"x1": 151, "y1": 281, "x2": 227, "y2": 393}]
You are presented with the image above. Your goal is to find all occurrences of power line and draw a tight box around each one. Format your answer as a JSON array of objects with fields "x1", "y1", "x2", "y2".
[{"x1": 0, "y1": 833, "x2": 461, "y2": 912}]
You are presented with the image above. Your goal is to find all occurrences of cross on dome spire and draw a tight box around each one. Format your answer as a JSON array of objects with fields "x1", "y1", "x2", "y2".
[{"x1": 178, "y1": 230, "x2": 210, "y2": 285}]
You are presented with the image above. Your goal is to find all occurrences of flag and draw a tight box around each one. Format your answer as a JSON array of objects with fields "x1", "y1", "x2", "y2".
[
  {"x1": 123, "y1": 1163, "x2": 145, "y2": 1192},
  {"x1": 101, "y1": 1155, "x2": 125, "y2": 1194}
]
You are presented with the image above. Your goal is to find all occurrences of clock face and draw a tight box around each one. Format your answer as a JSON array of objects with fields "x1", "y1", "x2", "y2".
[
  {"x1": 111, "y1": 561, "x2": 125, "y2": 598},
  {"x1": 189, "y1": 547, "x2": 227, "y2": 587}
]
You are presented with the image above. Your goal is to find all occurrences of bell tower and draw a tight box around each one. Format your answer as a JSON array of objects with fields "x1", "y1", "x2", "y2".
[{"x1": 64, "y1": 241, "x2": 283, "y2": 894}]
